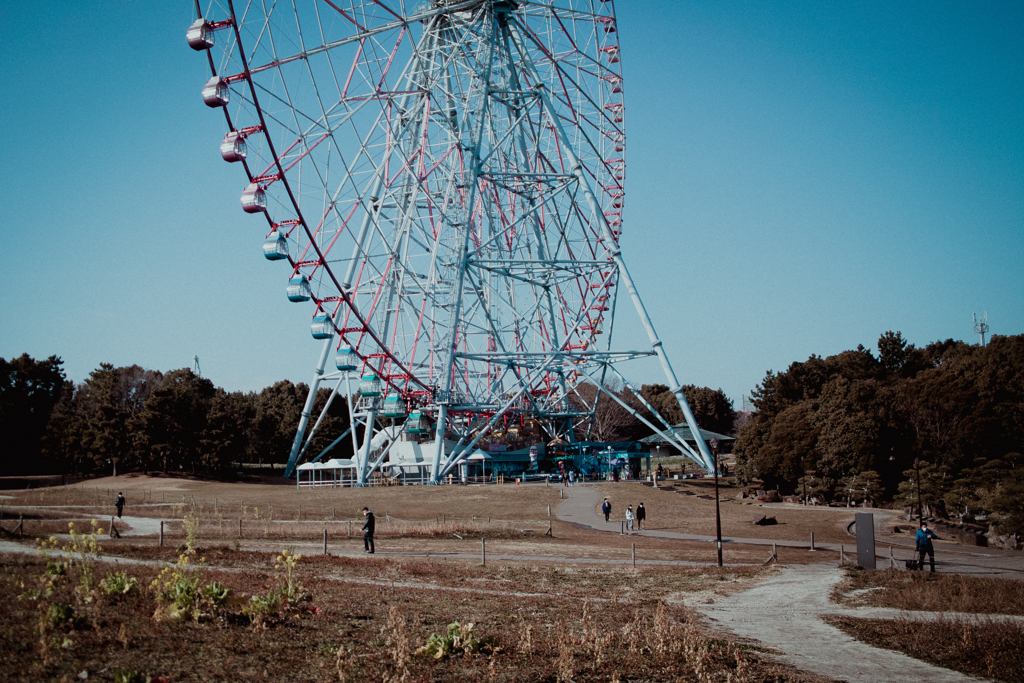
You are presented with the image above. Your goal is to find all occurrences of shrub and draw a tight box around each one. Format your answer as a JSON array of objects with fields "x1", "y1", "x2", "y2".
[
  {"x1": 242, "y1": 589, "x2": 282, "y2": 630},
  {"x1": 46, "y1": 603, "x2": 84, "y2": 630},
  {"x1": 101, "y1": 571, "x2": 139, "y2": 598},
  {"x1": 414, "y1": 621, "x2": 495, "y2": 659}
]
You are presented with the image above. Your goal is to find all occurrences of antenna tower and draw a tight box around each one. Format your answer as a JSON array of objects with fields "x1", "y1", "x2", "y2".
[
  {"x1": 973, "y1": 312, "x2": 989, "y2": 347},
  {"x1": 193, "y1": 355, "x2": 202, "y2": 377}
]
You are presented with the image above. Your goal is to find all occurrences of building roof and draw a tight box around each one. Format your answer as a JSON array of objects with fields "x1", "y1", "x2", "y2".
[{"x1": 639, "y1": 423, "x2": 735, "y2": 446}]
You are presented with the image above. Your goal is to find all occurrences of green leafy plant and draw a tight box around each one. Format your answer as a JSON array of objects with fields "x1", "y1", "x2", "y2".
[
  {"x1": 150, "y1": 553, "x2": 224, "y2": 622},
  {"x1": 414, "y1": 621, "x2": 495, "y2": 659},
  {"x1": 242, "y1": 588, "x2": 282, "y2": 630},
  {"x1": 201, "y1": 581, "x2": 231, "y2": 617},
  {"x1": 101, "y1": 571, "x2": 139, "y2": 598},
  {"x1": 46, "y1": 603, "x2": 84, "y2": 630}
]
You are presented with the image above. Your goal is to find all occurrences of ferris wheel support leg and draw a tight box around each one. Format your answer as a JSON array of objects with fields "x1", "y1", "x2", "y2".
[
  {"x1": 509, "y1": 21, "x2": 714, "y2": 472},
  {"x1": 284, "y1": 335, "x2": 335, "y2": 478},
  {"x1": 428, "y1": 404, "x2": 449, "y2": 485},
  {"x1": 356, "y1": 409, "x2": 377, "y2": 487}
]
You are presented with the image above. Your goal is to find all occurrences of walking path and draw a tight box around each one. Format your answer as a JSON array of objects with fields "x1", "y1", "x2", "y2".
[
  {"x1": 701, "y1": 563, "x2": 988, "y2": 683},
  {"x1": 556, "y1": 484, "x2": 1024, "y2": 683},
  {"x1": 555, "y1": 483, "x2": 1024, "y2": 578}
]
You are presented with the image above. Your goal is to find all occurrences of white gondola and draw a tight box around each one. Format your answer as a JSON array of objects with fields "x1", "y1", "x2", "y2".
[
  {"x1": 240, "y1": 182, "x2": 266, "y2": 213},
  {"x1": 202, "y1": 77, "x2": 229, "y2": 107},
  {"x1": 220, "y1": 131, "x2": 247, "y2": 162},
  {"x1": 186, "y1": 19, "x2": 214, "y2": 50},
  {"x1": 286, "y1": 275, "x2": 311, "y2": 302},
  {"x1": 359, "y1": 374, "x2": 382, "y2": 397},
  {"x1": 381, "y1": 394, "x2": 407, "y2": 418},
  {"x1": 263, "y1": 231, "x2": 288, "y2": 260},
  {"x1": 335, "y1": 345, "x2": 358, "y2": 372}
]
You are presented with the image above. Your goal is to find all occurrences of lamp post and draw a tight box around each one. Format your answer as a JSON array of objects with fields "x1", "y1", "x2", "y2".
[
  {"x1": 914, "y1": 458, "x2": 923, "y2": 523},
  {"x1": 711, "y1": 439, "x2": 723, "y2": 567}
]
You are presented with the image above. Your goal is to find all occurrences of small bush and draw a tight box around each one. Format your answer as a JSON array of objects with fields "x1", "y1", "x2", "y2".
[
  {"x1": 414, "y1": 621, "x2": 495, "y2": 659},
  {"x1": 101, "y1": 571, "x2": 139, "y2": 598},
  {"x1": 46, "y1": 603, "x2": 84, "y2": 630},
  {"x1": 242, "y1": 589, "x2": 282, "y2": 630}
]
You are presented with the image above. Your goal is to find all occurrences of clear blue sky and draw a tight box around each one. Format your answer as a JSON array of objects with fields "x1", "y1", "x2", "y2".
[{"x1": 2, "y1": 1, "x2": 1021, "y2": 409}]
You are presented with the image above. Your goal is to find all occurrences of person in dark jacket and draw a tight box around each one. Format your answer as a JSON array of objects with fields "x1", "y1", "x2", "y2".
[
  {"x1": 114, "y1": 492, "x2": 126, "y2": 519},
  {"x1": 361, "y1": 507, "x2": 375, "y2": 554},
  {"x1": 915, "y1": 522, "x2": 938, "y2": 572},
  {"x1": 601, "y1": 498, "x2": 611, "y2": 522},
  {"x1": 636, "y1": 502, "x2": 646, "y2": 530}
]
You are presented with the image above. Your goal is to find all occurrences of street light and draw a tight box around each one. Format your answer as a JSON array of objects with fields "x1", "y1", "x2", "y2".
[
  {"x1": 914, "y1": 458, "x2": 923, "y2": 523},
  {"x1": 711, "y1": 439, "x2": 723, "y2": 568}
]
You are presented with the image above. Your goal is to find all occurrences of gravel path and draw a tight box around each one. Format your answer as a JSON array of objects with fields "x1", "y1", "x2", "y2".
[
  {"x1": 699, "y1": 563, "x2": 989, "y2": 683},
  {"x1": 557, "y1": 484, "x2": 1017, "y2": 682}
]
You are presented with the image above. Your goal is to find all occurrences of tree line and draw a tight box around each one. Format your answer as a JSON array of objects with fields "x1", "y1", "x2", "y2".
[
  {"x1": 0, "y1": 357, "x2": 351, "y2": 477},
  {"x1": 732, "y1": 333, "x2": 1023, "y2": 538},
  {"x1": 1, "y1": 354, "x2": 736, "y2": 478}
]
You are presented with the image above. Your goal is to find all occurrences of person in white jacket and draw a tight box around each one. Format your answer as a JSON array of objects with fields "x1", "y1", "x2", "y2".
[{"x1": 625, "y1": 504, "x2": 635, "y2": 531}]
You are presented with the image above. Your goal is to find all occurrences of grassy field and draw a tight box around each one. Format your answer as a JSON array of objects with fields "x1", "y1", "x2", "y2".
[
  {"x1": 824, "y1": 615, "x2": 1024, "y2": 683},
  {"x1": 1, "y1": 537, "x2": 833, "y2": 682},
  {"x1": 827, "y1": 567, "x2": 1024, "y2": 683},
  {"x1": 2, "y1": 474, "x2": 1020, "y2": 682}
]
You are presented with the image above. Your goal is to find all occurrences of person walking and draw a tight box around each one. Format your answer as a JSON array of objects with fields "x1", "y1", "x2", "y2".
[
  {"x1": 625, "y1": 504, "x2": 635, "y2": 532},
  {"x1": 361, "y1": 507, "x2": 376, "y2": 554},
  {"x1": 114, "y1": 492, "x2": 126, "y2": 519},
  {"x1": 601, "y1": 497, "x2": 611, "y2": 522},
  {"x1": 915, "y1": 521, "x2": 939, "y2": 572},
  {"x1": 636, "y1": 502, "x2": 646, "y2": 530}
]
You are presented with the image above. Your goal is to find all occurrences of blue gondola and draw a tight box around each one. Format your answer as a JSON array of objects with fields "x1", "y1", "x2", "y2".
[
  {"x1": 406, "y1": 410, "x2": 430, "y2": 434},
  {"x1": 381, "y1": 395, "x2": 407, "y2": 418},
  {"x1": 335, "y1": 345, "x2": 358, "y2": 372},
  {"x1": 263, "y1": 231, "x2": 288, "y2": 260},
  {"x1": 310, "y1": 312, "x2": 333, "y2": 339},
  {"x1": 359, "y1": 374, "x2": 381, "y2": 397},
  {"x1": 286, "y1": 275, "x2": 311, "y2": 302}
]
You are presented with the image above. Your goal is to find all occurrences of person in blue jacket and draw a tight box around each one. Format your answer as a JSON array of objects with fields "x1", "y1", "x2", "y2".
[{"x1": 915, "y1": 522, "x2": 939, "y2": 572}]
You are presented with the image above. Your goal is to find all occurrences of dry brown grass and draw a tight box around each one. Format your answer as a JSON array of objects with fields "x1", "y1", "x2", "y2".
[
  {"x1": 824, "y1": 614, "x2": 1024, "y2": 683},
  {"x1": 0, "y1": 548, "x2": 829, "y2": 682},
  {"x1": 832, "y1": 566, "x2": 1024, "y2": 615},
  {"x1": 590, "y1": 481, "x2": 877, "y2": 544},
  {"x1": 4, "y1": 474, "x2": 876, "y2": 546},
  {"x1": 1, "y1": 475, "x2": 838, "y2": 568}
]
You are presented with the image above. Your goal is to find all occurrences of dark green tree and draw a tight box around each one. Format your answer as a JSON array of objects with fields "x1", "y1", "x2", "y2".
[
  {"x1": 133, "y1": 369, "x2": 215, "y2": 473},
  {"x1": 0, "y1": 354, "x2": 68, "y2": 475},
  {"x1": 250, "y1": 380, "x2": 308, "y2": 464},
  {"x1": 638, "y1": 384, "x2": 735, "y2": 435}
]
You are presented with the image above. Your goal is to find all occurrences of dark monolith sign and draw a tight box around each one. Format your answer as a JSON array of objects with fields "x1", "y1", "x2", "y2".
[{"x1": 855, "y1": 513, "x2": 876, "y2": 570}]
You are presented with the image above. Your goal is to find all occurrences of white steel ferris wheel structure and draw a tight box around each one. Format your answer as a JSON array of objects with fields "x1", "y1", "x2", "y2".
[{"x1": 188, "y1": 0, "x2": 715, "y2": 483}]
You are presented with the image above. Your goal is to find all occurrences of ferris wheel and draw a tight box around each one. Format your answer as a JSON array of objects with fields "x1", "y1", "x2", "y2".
[{"x1": 187, "y1": 0, "x2": 714, "y2": 483}]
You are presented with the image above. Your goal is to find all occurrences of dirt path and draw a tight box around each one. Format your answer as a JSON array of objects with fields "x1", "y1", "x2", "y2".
[
  {"x1": 697, "y1": 563, "x2": 989, "y2": 683},
  {"x1": 556, "y1": 483, "x2": 1024, "y2": 578}
]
